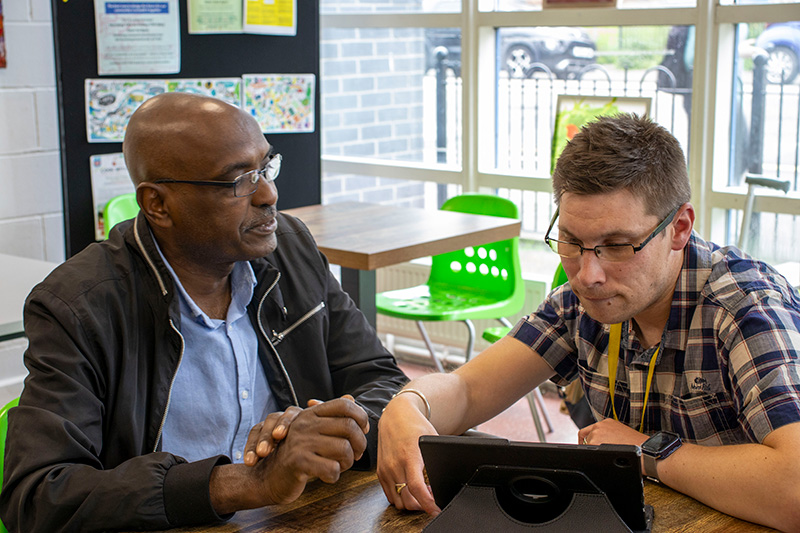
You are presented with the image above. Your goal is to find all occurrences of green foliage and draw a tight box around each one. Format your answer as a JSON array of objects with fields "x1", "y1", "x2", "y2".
[{"x1": 589, "y1": 26, "x2": 672, "y2": 70}]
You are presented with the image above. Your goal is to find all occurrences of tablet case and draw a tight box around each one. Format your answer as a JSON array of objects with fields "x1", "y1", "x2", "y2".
[{"x1": 420, "y1": 435, "x2": 653, "y2": 532}]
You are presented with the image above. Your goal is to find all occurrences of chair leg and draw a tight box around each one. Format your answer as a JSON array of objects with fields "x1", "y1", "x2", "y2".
[
  {"x1": 532, "y1": 388, "x2": 554, "y2": 433},
  {"x1": 498, "y1": 317, "x2": 513, "y2": 328},
  {"x1": 525, "y1": 391, "x2": 547, "y2": 442},
  {"x1": 416, "y1": 321, "x2": 445, "y2": 373},
  {"x1": 462, "y1": 319, "x2": 475, "y2": 362}
]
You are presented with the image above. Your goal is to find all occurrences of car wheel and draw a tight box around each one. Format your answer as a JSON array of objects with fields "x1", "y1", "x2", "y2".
[
  {"x1": 765, "y1": 45, "x2": 799, "y2": 84},
  {"x1": 504, "y1": 45, "x2": 534, "y2": 78}
]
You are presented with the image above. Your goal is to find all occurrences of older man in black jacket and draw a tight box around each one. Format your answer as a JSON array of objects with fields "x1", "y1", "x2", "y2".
[{"x1": 0, "y1": 93, "x2": 408, "y2": 532}]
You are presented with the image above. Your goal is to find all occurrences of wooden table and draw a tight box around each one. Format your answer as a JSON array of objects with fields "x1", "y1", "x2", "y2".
[
  {"x1": 0, "y1": 253, "x2": 59, "y2": 341},
  {"x1": 150, "y1": 469, "x2": 774, "y2": 532},
  {"x1": 282, "y1": 202, "x2": 522, "y2": 328}
]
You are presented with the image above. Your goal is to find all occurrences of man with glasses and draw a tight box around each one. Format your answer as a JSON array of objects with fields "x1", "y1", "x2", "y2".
[
  {"x1": 377, "y1": 114, "x2": 800, "y2": 531},
  {"x1": 1, "y1": 93, "x2": 408, "y2": 532}
]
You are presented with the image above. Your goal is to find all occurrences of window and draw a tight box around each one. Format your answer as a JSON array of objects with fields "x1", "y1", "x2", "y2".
[{"x1": 320, "y1": 0, "x2": 800, "y2": 276}]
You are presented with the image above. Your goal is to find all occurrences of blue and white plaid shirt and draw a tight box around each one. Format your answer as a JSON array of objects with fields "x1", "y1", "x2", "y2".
[{"x1": 512, "y1": 232, "x2": 800, "y2": 445}]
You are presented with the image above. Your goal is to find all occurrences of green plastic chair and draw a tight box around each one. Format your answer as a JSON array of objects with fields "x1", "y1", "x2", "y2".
[
  {"x1": 376, "y1": 194, "x2": 525, "y2": 372},
  {"x1": 0, "y1": 397, "x2": 19, "y2": 533},
  {"x1": 480, "y1": 263, "x2": 567, "y2": 442},
  {"x1": 103, "y1": 192, "x2": 140, "y2": 239}
]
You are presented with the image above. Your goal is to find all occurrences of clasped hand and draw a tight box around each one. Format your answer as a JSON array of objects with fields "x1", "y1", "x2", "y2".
[{"x1": 236, "y1": 395, "x2": 369, "y2": 507}]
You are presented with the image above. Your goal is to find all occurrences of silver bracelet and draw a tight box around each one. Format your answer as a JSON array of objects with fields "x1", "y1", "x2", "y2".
[{"x1": 392, "y1": 388, "x2": 431, "y2": 420}]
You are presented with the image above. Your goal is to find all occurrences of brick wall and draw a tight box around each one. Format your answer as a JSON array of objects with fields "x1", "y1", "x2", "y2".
[
  {"x1": 320, "y1": 0, "x2": 430, "y2": 208},
  {"x1": 0, "y1": 0, "x2": 63, "y2": 263}
]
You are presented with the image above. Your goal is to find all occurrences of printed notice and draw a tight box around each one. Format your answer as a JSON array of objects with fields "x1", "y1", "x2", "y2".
[
  {"x1": 89, "y1": 153, "x2": 135, "y2": 240},
  {"x1": 243, "y1": 74, "x2": 315, "y2": 134},
  {"x1": 188, "y1": 0, "x2": 242, "y2": 34},
  {"x1": 244, "y1": 0, "x2": 296, "y2": 36},
  {"x1": 94, "y1": 0, "x2": 181, "y2": 75}
]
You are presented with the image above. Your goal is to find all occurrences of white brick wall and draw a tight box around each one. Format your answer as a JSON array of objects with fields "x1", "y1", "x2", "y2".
[
  {"x1": 0, "y1": 0, "x2": 63, "y2": 263},
  {"x1": 0, "y1": 0, "x2": 61, "y2": 388}
]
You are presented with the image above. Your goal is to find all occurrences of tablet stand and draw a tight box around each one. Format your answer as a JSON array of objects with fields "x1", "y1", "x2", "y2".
[{"x1": 423, "y1": 465, "x2": 653, "y2": 532}]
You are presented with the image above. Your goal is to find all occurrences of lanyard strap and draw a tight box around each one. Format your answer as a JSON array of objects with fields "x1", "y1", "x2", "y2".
[{"x1": 607, "y1": 323, "x2": 660, "y2": 433}]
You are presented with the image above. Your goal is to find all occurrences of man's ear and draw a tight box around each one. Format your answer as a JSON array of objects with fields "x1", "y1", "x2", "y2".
[
  {"x1": 137, "y1": 183, "x2": 172, "y2": 229},
  {"x1": 671, "y1": 202, "x2": 695, "y2": 251}
]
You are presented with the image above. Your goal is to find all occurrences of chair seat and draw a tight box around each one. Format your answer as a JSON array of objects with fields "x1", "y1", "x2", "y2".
[
  {"x1": 377, "y1": 283, "x2": 520, "y2": 321},
  {"x1": 482, "y1": 326, "x2": 512, "y2": 343}
]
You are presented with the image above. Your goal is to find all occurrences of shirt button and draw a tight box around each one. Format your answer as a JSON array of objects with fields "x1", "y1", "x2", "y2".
[
  {"x1": 235, "y1": 451, "x2": 242, "y2": 460},
  {"x1": 242, "y1": 390, "x2": 249, "y2": 400}
]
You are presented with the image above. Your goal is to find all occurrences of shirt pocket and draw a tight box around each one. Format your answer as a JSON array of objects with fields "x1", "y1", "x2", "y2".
[{"x1": 668, "y1": 392, "x2": 741, "y2": 444}]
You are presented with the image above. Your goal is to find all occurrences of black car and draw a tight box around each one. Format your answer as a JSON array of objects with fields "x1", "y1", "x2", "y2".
[{"x1": 425, "y1": 26, "x2": 596, "y2": 79}]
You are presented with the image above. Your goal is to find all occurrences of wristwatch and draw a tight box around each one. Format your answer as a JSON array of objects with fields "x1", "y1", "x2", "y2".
[{"x1": 641, "y1": 431, "x2": 682, "y2": 482}]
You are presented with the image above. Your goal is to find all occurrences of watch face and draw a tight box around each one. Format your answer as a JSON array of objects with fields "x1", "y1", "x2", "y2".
[{"x1": 642, "y1": 432, "x2": 680, "y2": 455}]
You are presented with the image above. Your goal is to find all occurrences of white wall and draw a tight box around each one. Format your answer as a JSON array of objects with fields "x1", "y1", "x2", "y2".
[
  {"x1": 0, "y1": 0, "x2": 63, "y2": 263},
  {"x1": 0, "y1": 0, "x2": 61, "y2": 393}
]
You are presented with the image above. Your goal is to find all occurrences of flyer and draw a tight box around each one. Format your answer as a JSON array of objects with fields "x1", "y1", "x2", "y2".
[
  {"x1": 94, "y1": 0, "x2": 181, "y2": 75},
  {"x1": 243, "y1": 0, "x2": 296, "y2": 36},
  {"x1": 188, "y1": 0, "x2": 242, "y2": 34},
  {"x1": 89, "y1": 152, "x2": 135, "y2": 240},
  {"x1": 243, "y1": 74, "x2": 315, "y2": 134},
  {"x1": 0, "y1": 0, "x2": 6, "y2": 69}
]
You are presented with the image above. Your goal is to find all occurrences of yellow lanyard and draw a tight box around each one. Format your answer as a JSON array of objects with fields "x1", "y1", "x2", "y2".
[{"x1": 607, "y1": 323, "x2": 659, "y2": 433}]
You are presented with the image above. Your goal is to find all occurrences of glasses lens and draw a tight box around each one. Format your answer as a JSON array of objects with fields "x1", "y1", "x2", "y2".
[
  {"x1": 266, "y1": 154, "x2": 282, "y2": 181},
  {"x1": 550, "y1": 240, "x2": 581, "y2": 258},
  {"x1": 596, "y1": 245, "x2": 635, "y2": 262},
  {"x1": 233, "y1": 170, "x2": 259, "y2": 198}
]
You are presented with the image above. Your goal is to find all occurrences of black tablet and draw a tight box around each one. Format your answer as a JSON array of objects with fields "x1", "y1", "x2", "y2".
[{"x1": 420, "y1": 435, "x2": 651, "y2": 531}]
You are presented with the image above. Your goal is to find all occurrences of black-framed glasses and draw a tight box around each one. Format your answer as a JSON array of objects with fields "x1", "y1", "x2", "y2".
[
  {"x1": 544, "y1": 204, "x2": 681, "y2": 263},
  {"x1": 153, "y1": 153, "x2": 282, "y2": 198}
]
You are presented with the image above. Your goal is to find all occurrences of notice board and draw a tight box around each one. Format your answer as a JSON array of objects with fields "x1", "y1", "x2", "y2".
[{"x1": 51, "y1": 0, "x2": 321, "y2": 257}]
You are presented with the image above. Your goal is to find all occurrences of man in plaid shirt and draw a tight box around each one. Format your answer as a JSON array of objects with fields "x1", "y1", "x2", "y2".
[{"x1": 376, "y1": 114, "x2": 800, "y2": 531}]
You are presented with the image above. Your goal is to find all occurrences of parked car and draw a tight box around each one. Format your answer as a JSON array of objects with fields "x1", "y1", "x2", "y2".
[
  {"x1": 755, "y1": 21, "x2": 800, "y2": 84},
  {"x1": 425, "y1": 26, "x2": 596, "y2": 79}
]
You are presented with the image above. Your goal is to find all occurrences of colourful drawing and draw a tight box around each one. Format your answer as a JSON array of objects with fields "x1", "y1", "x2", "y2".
[
  {"x1": 166, "y1": 78, "x2": 241, "y2": 106},
  {"x1": 243, "y1": 74, "x2": 315, "y2": 134},
  {"x1": 85, "y1": 79, "x2": 167, "y2": 143},
  {"x1": 86, "y1": 77, "x2": 243, "y2": 143}
]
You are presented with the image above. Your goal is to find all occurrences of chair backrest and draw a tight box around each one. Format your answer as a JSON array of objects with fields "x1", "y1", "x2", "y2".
[
  {"x1": 0, "y1": 397, "x2": 19, "y2": 533},
  {"x1": 430, "y1": 194, "x2": 524, "y2": 304},
  {"x1": 552, "y1": 262, "x2": 568, "y2": 290},
  {"x1": 103, "y1": 193, "x2": 140, "y2": 239}
]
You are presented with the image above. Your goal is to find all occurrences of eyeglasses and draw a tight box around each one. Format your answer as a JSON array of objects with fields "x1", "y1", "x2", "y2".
[
  {"x1": 153, "y1": 153, "x2": 282, "y2": 198},
  {"x1": 544, "y1": 204, "x2": 681, "y2": 263}
]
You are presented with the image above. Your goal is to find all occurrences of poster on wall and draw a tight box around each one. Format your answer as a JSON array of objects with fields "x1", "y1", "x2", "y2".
[
  {"x1": 94, "y1": 0, "x2": 181, "y2": 75},
  {"x1": 85, "y1": 77, "x2": 242, "y2": 142},
  {"x1": 0, "y1": 0, "x2": 6, "y2": 69},
  {"x1": 243, "y1": 74, "x2": 315, "y2": 133},
  {"x1": 244, "y1": 0, "x2": 296, "y2": 36},
  {"x1": 550, "y1": 95, "x2": 651, "y2": 173},
  {"x1": 89, "y1": 152, "x2": 135, "y2": 240}
]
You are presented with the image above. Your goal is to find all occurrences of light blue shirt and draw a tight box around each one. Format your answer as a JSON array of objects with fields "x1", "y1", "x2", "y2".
[{"x1": 157, "y1": 243, "x2": 279, "y2": 463}]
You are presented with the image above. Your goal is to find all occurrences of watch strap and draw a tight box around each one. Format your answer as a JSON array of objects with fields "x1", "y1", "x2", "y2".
[{"x1": 643, "y1": 452, "x2": 660, "y2": 481}]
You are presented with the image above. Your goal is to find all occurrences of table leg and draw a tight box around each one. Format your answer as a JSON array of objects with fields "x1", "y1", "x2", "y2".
[{"x1": 340, "y1": 268, "x2": 377, "y2": 329}]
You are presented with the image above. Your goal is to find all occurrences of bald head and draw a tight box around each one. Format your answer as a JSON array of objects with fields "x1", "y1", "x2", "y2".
[{"x1": 123, "y1": 93, "x2": 263, "y2": 186}]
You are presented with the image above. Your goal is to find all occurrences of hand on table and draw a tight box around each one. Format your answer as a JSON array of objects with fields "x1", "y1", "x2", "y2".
[
  {"x1": 376, "y1": 396, "x2": 441, "y2": 516},
  {"x1": 230, "y1": 395, "x2": 370, "y2": 509},
  {"x1": 578, "y1": 418, "x2": 649, "y2": 473},
  {"x1": 243, "y1": 394, "x2": 358, "y2": 466}
]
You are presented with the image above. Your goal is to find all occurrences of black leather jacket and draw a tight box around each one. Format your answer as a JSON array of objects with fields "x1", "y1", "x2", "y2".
[{"x1": 0, "y1": 212, "x2": 407, "y2": 532}]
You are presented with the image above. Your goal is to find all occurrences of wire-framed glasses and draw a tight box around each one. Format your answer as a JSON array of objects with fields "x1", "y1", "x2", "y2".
[
  {"x1": 543, "y1": 204, "x2": 681, "y2": 263},
  {"x1": 153, "y1": 153, "x2": 282, "y2": 198}
]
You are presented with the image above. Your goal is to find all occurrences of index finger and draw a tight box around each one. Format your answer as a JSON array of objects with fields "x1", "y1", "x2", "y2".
[{"x1": 310, "y1": 397, "x2": 370, "y2": 434}]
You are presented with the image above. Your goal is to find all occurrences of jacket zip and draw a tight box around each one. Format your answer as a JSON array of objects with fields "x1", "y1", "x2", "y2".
[
  {"x1": 271, "y1": 302, "x2": 325, "y2": 345},
  {"x1": 153, "y1": 320, "x2": 185, "y2": 452},
  {"x1": 134, "y1": 218, "x2": 185, "y2": 451},
  {"x1": 256, "y1": 273, "x2": 301, "y2": 407}
]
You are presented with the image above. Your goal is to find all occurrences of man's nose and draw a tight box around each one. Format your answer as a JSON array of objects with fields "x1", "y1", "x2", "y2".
[
  {"x1": 575, "y1": 250, "x2": 607, "y2": 287},
  {"x1": 251, "y1": 177, "x2": 278, "y2": 207}
]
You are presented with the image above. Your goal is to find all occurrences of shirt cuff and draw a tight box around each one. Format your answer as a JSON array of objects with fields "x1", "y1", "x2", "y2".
[{"x1": 163, "y1": 455, "x2": 233, "y2": 526}]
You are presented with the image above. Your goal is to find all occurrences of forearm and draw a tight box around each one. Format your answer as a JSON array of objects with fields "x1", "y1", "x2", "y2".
[
  {"x1": 391, "y1": 372, "x2": 472, "y2": 435},
  {"x1": 658, "y1": 428, "x2": 800, "y2": 531},
  {"x1": 209, "y1": 463, "x2": 266, "y2": 515}
]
